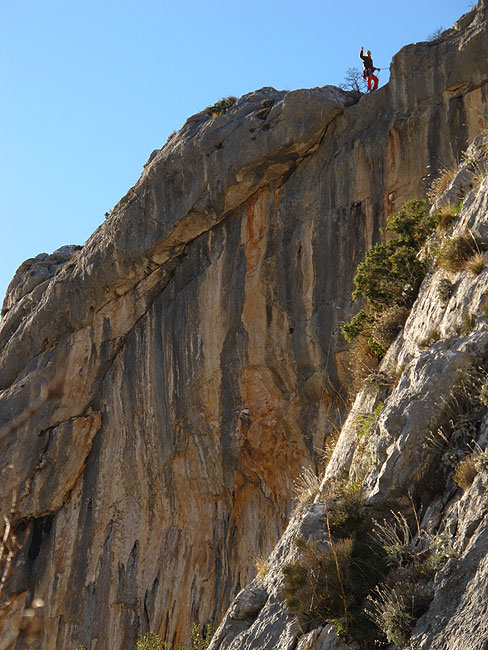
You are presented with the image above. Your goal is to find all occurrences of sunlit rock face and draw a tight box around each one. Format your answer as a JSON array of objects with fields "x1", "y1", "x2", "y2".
[{"x1": 0, "y1": 2, "x2": 487, "y2": 648}]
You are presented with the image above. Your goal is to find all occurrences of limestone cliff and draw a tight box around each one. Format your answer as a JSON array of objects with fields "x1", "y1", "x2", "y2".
[
  {"x1": 208, "y1": 130, "x2": 488, "y2": 650},
  {"x1": 0, "y1": 2, "x2": 487, "y2": 649}
]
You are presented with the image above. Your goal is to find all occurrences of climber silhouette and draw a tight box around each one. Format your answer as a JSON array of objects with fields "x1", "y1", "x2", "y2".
[{"x1": 360, "y1": 47, "x2": 380, "y2": 91}]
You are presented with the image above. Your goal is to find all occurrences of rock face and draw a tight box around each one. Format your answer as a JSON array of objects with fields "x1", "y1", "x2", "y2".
[
  {"x1": 1, "y1": 2, "x2": 488, "y2": 649},
  {"x1": 210, "y1": 164, "x2": 488, "y2": 650}
]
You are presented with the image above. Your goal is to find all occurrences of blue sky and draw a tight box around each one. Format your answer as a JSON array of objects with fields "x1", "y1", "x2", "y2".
[{"x1": 0, "y1": 0, "x2": 474, "y2": 307}]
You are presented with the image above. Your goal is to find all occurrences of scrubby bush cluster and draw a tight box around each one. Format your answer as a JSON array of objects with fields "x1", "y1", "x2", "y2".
[
  {"x1": 424, "y1": 366, "x2": 488, "y2": 498},
  {"x1": 436, "y1": 277, "x2": 455, "y2": 305},
  {"x1": 437, "y1": 233, "x2": 480, "y2": 272},
  {"x1": 367, "y1": 510, "x2": 457, "y2": 647},
  {"x1": 342, "y1": 200, "x2": 439, "y2": 363},
  {"x1": 281, "y1": 486, "x2": 459, "y2": 647},
  {"x1": 282, "y1": 484, "x2": 385, "y2": 645},
  {"x1": 206, "y1": 96, "x2": 237, "y2": 118},
  {"x1": 135, "y1": 625, "x2": 213, "y2": 650}
]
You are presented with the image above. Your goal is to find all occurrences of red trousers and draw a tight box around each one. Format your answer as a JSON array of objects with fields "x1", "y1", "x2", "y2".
[{"x1": 367, "y1": 73, "x2": 379, "y2": 90}]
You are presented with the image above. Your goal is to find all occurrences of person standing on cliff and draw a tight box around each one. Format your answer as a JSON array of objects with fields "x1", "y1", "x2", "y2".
[{"x1": 360, "y1": 47, "x2": 380, "y2": 91}]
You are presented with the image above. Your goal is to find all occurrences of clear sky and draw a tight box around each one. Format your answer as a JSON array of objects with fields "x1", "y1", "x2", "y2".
[{"x1": 0, "y1": 0, "x2": 475, "y2": 308}]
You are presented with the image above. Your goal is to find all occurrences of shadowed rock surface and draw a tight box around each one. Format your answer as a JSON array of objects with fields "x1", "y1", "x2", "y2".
[{"x1": 0, "y1": 2, "x2": 488, "y2": 649}]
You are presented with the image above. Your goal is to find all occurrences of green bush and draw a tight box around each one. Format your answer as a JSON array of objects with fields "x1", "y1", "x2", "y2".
[
  {"x1": 137, "y1": 633, "x2": 164, "y2": 650},
  {"x1": 135, "y1": 625, "x2": 213, "y2": 650},
  {"x1": 342, "y1": 200, "x2": 438, "y2": 360},
  {"x1": 352, "y1": 201, "x2": 436, "y2": 308},
  {"x1": 386, "y1": 200, "x2": 440, "y2": 249},
  {"x1": 206, "y1": 96, "x2": 237, "y2": 117},
  {"x1": 342, "y1": 311, "x2": 374, "y2": 343},
  {"x1": 436, "y1": 277, "x2": 455, "y2": 305}
]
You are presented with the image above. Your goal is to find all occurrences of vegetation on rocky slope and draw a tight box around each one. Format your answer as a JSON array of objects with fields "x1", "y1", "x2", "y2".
[
  {"x1": 280, "y1": 133, "x2": 488, "y2": 648},
  {"x1": 341, "y1": 199, "x2": 439, "y2": 362}
]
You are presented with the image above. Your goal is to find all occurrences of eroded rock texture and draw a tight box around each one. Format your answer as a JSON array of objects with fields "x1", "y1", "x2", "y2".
[
  {"x1": 210, "y1": 142, "x2": 488, "y2": 650},
  {"x1": 1, "y1": 2, "x2": 488, "y2": 649}
]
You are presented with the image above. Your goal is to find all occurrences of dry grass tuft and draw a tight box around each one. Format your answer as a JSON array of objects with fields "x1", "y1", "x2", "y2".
[
  {"x1": 317, "y1": 426, "x2": 341, "y2": 472},
  {"x1": 347, "y1": 336, "x2": 380, "y2": 395},
  {"x1": 437, "y1": 234, "x2": 478, "y2": 272},
  {"x1": 436, "y1": 203, "x2": 459, "y2": 232},
  {"x1": 465, "y1": 252, "x2": 486, "y2": 275},
  {"x1": 453, "y1": 454, "x2": 478, "y2": 490},
  {"x1": 253, "y1": 555, "x2": 268, "y2": 582},
  {"x1": 293, "y1": 467, "x2": 322, "y2": 506},
  {"x1": 427, "y1": 167, "x2": 458, "y2": 204},
  {"x1": 372, "y1": 512, "x2": 413, "y2": 568}
]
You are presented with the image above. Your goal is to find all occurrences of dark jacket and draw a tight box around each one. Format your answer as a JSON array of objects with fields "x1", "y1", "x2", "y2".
[{"x1": 360, "y1": 50, "x2": 376, "y2": 74}]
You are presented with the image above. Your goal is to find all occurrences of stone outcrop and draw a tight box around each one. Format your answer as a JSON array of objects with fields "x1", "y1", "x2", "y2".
[
  {"x1": 1, "y1": 2, "x2": 488, "y2": 649},
  {"x1": 1, "y1": 246, "x2": 82, "y2": 320}
]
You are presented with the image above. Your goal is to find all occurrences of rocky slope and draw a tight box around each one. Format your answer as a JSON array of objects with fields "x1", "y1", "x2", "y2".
[
  {"x1": 209, "y1": 132, "x2": 488, "y2": 650},
  {"x1": 1, "y1": 2, "x2": 488, "y2": 649}
]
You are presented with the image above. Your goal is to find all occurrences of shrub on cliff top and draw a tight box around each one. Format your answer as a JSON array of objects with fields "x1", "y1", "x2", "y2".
[{"x1": 206, "y1": 96, "x2": 237, "y2": 117}]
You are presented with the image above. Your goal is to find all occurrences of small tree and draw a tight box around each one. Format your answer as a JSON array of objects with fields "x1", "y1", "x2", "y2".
[
  {"x1": 340, "y1": 67, "x2": 366, "y2": 93},
  {"x1": 427, "y1": 26, "x2": 443, "y2": 41}
]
